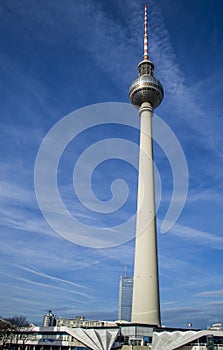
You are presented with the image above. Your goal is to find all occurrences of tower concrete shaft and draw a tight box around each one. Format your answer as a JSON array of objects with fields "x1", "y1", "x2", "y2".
[
  {"x1": 131, "y1": 102, "x2": 160, "y2": 326},
  {"x1": 128, "y1": 5, "x2": 163, "y2": 326}
]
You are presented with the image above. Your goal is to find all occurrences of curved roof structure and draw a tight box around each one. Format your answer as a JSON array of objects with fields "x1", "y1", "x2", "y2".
[
  {"x1": 14, "y1": 326, "x2": 119, "y2": 350},
  {"x1": 152, "y1": 330, "x2": 223, "y2": 350},
  {"x1": 67, "y1": 327, "x2": 119, "y2": 350}
]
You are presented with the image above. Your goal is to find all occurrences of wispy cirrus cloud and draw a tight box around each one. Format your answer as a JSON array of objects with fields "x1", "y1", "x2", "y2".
[
  {"x1": 162, "y1": 301, "x2": 223, "y2": 328},
  {"x1": 196, "y1": 290, "x2": 223, "y2": 298},
  {"x1": 11, "y1": 264, "x2": 89, "y2": 289},
  {"x1": 169, "y1": 223, "x2": 223, "y2": 250},
  {"x1": 146, "y1": 1, "x2": 223, "y2": 160}
]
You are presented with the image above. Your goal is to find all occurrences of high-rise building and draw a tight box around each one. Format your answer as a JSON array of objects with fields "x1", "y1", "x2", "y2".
[
  {"x1": 129, "y1": 5, "x2": 164, "y2": 326},
  {"x1": 118, "y1": 275, "x2": 133, "y2": 322},
  {"x1": 42, "y1": 310, "x2": 56, "y2": 327}
]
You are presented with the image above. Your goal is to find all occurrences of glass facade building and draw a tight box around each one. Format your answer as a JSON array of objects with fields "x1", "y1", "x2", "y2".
[{"x1": 118, "y1": 275, "x2": 133, "y2": 322}]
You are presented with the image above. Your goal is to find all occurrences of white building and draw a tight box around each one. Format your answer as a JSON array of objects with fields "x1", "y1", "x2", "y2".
[{"x1": 2, "y1": 324, "x2": 223, "y2": 350}]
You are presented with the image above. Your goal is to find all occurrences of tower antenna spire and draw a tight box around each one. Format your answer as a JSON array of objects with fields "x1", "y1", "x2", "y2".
[{"x1": 144, "y1": 4, "x2": 149, "y2": 60}]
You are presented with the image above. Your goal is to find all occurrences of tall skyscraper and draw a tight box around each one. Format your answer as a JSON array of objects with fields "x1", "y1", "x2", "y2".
[
  {"x1": 118, "y1": 275, "x2": 133, "y2": 322},
  {"x1": 42, "y1": 310, "x2": 56, "y2": 327},
  {"x1": 129, "y1": 5, "x2": 164, "y2": 326}
]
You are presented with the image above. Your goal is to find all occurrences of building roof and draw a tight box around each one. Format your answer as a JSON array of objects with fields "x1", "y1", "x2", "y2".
[
  {"x1": 152, "y1": 330, "x2": 223, "y2": 350},
  {"x1": 67, "y1": 327, "x2": 118, "y2": 350},
  {"x1": 18, "y1": 326, "x2": 119, "y2": 350}
]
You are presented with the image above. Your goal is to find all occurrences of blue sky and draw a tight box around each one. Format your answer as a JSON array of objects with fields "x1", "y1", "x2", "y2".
[{"x1": 1, "y1": 0, "x2": 223, "y2": 329}]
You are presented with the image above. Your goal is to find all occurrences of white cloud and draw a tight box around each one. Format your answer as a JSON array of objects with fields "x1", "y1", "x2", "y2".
[
  {"x1": 167, "y1": 222, "x2": 223, "y2": 250},
  {"x1": 196, "y1": 290, "x2": 223, "y2": 298},
  {"x1": 188, "y1": 188, "x2": 222, "y2": 203},
  {"x1": 11, "y1": 264, "x2": 89, "y2": 290}
]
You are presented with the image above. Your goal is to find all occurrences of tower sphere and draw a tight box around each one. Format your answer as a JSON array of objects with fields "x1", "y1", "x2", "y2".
[{"x1": 129, "y1": 60, "x2": 164, "y2": 109}]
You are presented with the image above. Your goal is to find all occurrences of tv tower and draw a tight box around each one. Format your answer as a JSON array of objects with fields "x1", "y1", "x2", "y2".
[{"x1": 129, "y1": 5, "x2": 164, "y2": 326}]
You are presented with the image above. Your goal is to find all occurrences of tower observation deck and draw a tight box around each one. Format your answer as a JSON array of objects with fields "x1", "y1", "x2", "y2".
[
  {"x1": 129, "y1": 5, "x2": 164, "y2": 326},
  {"x1": 129, "y1": 5, "x2": 163, "y2": 109}
]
